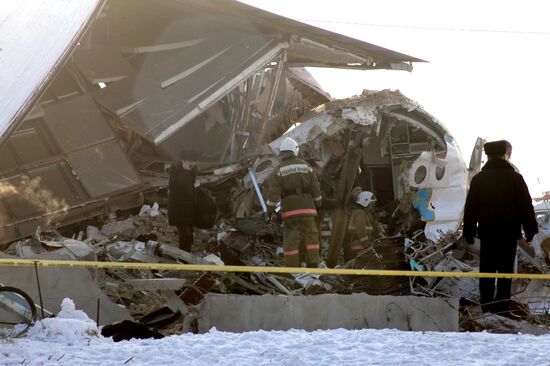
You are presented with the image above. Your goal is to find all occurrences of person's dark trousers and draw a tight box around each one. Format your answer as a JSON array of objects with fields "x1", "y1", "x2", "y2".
[
  {"x1": 177, "y1": 224, "x2": 194, "y2": 252},
  {"x1": 479, "y1": 236, "x2": 517, "y2": 313}
]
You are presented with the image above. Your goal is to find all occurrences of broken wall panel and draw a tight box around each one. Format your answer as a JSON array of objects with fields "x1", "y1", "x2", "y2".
[
  {"x1": 89, "y1": 2, "x2": 288, "y2": 144},
  {"x1": 67, "y1": 140, "x2": 141, "y2": 197},
  {"x1": 41, "y1": 68, "x2": 82, "y2": 102},
  {"x1": 1, "y1": 175, "x2": 42, "y2": 219},
  {"x1": 0, "y1": 144, "x2": 18, "y2": 172},
  {"x1": 28, "y1": 162, "x2": 89, "y2": 206},
  {"x1": 92, "y1": 74, "x2": 158, "y2": 118},
  {"x1": 9, "y1": 131, "x2": 53, "y2": 166},
  {"x1": 157, "y1": 110, "x2": 229, "y2": 161},
  {"x1": 90, "y1": 1, "x2": 209, "y2": 51},
  {"x1": 0, "y1": 161, "x2": 84, "y2": 222},
  {"x1": 43, "y1": 95, "x2": 115, "y2": 152},
  {"x1": 116, "y1": 88, "x2": 191, "y2": 141},
  {"x1": 73, "y1": 46, "x2": 135, "y2": 84},
  {"x1": 120, "y1": 40, "x2": 284, "y2": 143}
]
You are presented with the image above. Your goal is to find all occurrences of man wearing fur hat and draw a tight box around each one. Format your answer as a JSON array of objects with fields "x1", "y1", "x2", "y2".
[
  {"x1": 463, "y1": 140, "x2": 538, "y2": 316},
  {"x1": 168, "y1": 150, "x2": 199, "y2": 252}
]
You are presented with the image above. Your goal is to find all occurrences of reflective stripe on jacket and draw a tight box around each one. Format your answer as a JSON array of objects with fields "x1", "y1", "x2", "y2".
[{"x1": 267, "y1": 156, "x2": 322, "y2": 218}]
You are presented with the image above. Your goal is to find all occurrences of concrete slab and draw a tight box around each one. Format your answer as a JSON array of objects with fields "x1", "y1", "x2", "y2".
[
  {"x1": 198, "y1": 293, "x2": 458, "y2": 333},
  {"x1": 0, "y1": 254, "x2": 131, "y2": 325}
]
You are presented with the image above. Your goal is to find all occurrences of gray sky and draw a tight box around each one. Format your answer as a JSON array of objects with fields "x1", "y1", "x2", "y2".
[{"x1": 242, "y1": 0, "x2": 550, "y2": 197}]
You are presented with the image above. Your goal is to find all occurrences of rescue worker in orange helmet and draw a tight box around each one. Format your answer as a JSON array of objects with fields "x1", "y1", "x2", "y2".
[{"x1": 266, "y1": 137, "x2": 322, "y2": 267}]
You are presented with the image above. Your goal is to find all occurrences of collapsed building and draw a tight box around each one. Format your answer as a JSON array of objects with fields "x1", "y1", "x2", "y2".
[
  {"x1": 1, "y1": 0, "x2": 549, "y2": 336},
  {"x1": 0, "y1": 0, "x2": 420, "y2": 244}
]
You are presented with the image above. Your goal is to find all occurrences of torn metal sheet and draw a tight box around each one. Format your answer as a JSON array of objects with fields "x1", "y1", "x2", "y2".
[
  {"x1": 468, "y1": 137, "x2": 486, "y2": 183},
  {"x1": 430, "y1": 255, "x2": 479, "y2": 299},
  {"x1": 269, "y1": 90, "x2": 420, "y2": 154},
  {"x1": 192, "y1": 0, "x2": 425, "y2": 68},
  {"x1": 515, "y1": 280, "x2": 550, "y2": 315},
  {"x1": 287, "y1": 68, "x2": 332, "y2": 101},
  {"x1": 85, "y1": 0, "x2": 421, "y2": 144}
]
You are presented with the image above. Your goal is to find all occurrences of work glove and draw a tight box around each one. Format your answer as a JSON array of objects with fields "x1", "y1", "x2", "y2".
[{"x1": 265, "y1": 208, "x2": 276, "y2": 224}]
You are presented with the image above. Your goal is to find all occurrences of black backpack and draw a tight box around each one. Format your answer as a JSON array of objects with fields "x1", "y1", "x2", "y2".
[{"x1": 193, "y1": 187, "x2": 216, "y2": 229}]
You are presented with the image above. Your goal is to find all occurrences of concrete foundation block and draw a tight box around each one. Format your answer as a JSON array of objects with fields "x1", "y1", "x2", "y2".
[{"x1": 198, "y1": 293, "x2": 458, "y2": 333}]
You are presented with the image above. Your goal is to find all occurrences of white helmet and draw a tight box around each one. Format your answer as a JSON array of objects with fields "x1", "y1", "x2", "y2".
[
  {"x1": 356, "y1": 191, "x2": 375, "y2": 208},
  {"x1": 279, "y1": 137, "x2": 299, "y2": 156}
]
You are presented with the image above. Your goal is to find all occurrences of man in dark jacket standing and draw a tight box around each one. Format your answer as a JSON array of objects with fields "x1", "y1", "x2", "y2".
[
  {"x1": 463, "y1": 140, "x2": 538, "y2": 314},
  {"x1": 168, "y1": 152, "x2": 197, "y2": 252}
]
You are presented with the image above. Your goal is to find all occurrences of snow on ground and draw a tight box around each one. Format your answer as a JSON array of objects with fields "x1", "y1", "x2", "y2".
[{"x1": 1, "y1": 299, "x2": 550, "y2": 366}]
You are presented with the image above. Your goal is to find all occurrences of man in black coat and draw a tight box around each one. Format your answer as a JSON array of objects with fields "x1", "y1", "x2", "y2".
[
  {"x1": 463, "y1": 140, "x2": 538, "y2": 314},
  {"x1": 168, "y1": 153, "x2": 197, "y2": 252}
]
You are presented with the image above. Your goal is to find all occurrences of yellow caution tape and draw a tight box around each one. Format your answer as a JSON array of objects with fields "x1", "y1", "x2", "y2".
[{"x1": 0, "y1": 258, "x2": 549, "y2": 280}]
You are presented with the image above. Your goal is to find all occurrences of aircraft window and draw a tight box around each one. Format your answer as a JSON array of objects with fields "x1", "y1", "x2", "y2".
[
  {"x1": 435, "y1": 166, "x2": 445, "y2": 180},
  {"x1": 414, "y1": 165, "x2": 427, "y2": 184}
]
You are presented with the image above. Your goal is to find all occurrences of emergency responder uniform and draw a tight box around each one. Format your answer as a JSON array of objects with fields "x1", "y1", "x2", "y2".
[
  {"x1": 267, "y1": 138, "x2": 322, "y2": 267},
  {"x1": 347, "y1": 191, "x2": 376, "y2": 257}
]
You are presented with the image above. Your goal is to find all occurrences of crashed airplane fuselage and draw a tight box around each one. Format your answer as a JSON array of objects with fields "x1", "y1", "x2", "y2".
[{"x1": 267, "y1": 90, "x2": 469, "y2": 244}]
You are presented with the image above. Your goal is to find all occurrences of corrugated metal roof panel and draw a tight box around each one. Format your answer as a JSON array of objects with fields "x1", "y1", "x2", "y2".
[{"x1": 0, "y1": 0, "x2": 104, "y2": 146}]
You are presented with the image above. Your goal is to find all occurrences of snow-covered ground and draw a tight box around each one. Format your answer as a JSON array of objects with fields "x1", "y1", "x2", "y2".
[{"x1": 2, "y1": 299, "x2": 550, "y2": 366}]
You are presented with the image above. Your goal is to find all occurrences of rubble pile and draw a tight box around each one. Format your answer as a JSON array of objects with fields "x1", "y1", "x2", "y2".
[
  {"x1": 4, "y1": 86, "x2": 550, "y2": 332},
  {"x1": 3, "y1": 194, "x2": 550, "y2": 335}
]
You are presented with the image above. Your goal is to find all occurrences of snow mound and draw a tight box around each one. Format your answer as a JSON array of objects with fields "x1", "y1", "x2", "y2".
[{"x1": 24, "y1": 298, "x2": 99, "y2": 341}]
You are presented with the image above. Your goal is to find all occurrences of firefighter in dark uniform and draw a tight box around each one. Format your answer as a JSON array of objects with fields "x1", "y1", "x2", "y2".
[{"x1": 266, "y1": 137, "x2": 322, "y2": 267}]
